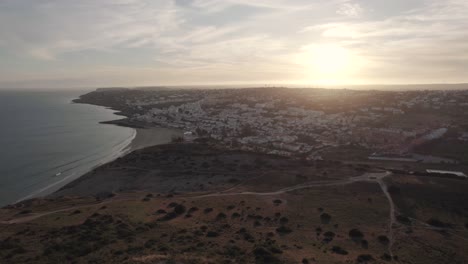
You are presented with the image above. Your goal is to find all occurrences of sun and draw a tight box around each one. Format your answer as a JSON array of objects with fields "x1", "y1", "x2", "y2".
[
  {"x1": 298, "y1": 44, "x2": 355, "y2": 84},
  {"x1": 310, "y1": 44, "x2": 350, "y2": 75}
]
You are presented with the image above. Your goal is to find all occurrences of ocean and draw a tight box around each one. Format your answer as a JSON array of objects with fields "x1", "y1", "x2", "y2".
[{"x1": 0, "y1": 89, "x2": 135, "y2": 206}]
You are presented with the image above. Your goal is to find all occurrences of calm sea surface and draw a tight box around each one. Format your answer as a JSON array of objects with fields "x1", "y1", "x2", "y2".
[{"x1": 0, "y1": 89, "x2": 135, "y2": 206}]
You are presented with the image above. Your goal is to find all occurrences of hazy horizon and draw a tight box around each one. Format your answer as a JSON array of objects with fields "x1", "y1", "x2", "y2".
[{"x1": 1, "y1": 0, "x2": 468, "y2": 89}]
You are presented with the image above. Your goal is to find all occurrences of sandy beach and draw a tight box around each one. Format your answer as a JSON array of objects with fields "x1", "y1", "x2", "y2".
[{"x1": 126, "y1": 127, "x2": 183, "y2": 153}]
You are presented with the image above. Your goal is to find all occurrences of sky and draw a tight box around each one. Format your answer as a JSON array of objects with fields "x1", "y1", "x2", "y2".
[{"x1": 1, "y1": 0, "x2": 468, "y2": 89}]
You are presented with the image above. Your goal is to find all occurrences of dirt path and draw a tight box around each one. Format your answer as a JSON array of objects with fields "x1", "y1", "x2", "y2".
[
  {"x1": 0, "y1": 195, "x2": 134, "y2": 225},
  {"x1": 0, "y1": 172, "x2": 394, "y2": 233},
  {"x1": 192, "y1": 171, "x2": 397, "y2": 259},
  {"x1": 376, "y1": 174, "x2": 396, "y2": 259}
]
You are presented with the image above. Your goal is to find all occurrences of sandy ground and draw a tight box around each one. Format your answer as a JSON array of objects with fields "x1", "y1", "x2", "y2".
[{"x1": 126, "y1": 127, "x2": 182, "y2": 152}]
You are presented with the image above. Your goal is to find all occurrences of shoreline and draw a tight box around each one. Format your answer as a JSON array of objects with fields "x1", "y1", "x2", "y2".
[{"x1": 13, "y1": 103, "x2": 181, "y2": 205}]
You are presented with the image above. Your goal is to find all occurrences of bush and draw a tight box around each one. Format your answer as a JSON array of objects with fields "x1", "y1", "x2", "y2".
[
  {"x1": 206, "y1": 231, "x2": 219, "y2": 238},
  {"x1": 331, "y1": 246, "x2": 348, "y2": 255},
  {"x1": 275, "y1": 226, "x2": 292, "y2": 235},
  {"x1": 167, "y1": 202, "x2": 178, "y2": 208},
  {"x1": 279, "y1": 217, "x2": 289, "y2": 225},
  {"x1": 377, "y1": 235, "x2": 389, "y2": 245},
  {"x1": 323, "y1": 231, "x2": 335, "y2": 242},
  {"x1": 361, "y1": 240, "x2": 368, "y2": 249},
  {"x1": 174, "y1": 205, "x2": 186, "y2": 215},
  {"x1": 144, "y1": 239, "x2": 157, "y2": 248},
  {"x1": 216, "y1": 212, "x2": 227, "y2": 220},
  {"x1": 231, "y1": 212, "x2": 241, "y2": 219},
  {"x1": 427, "y1": 218, "x2": 452, "y2": 228},
  {"x1": 357, "y1": 254, "x2": 374, "y2": 263},
  {"x1": 273, "y1": 199, "x2": 282, "y2": 205},
  {"x1": 158, "y1": 205, "x2": 186, "y2": 221},
  {"x1": 381, "y1": 253, "x2": 392, "y2": 261},
  {"x1": 349, "y1": 229, "x2": 364, "y2": 240},
  {"x1": 253, "y1": 247, "x2": 282, "y2": 264},
  {"x1": 204, "y1": 208, "x2": 213, "y2": 214},
  {"x1": 188, "y1": 207, "x2": 199, "y2": 214},
  {"x1": 320, "y1": 213, "x2": 331, "y2": 224}
]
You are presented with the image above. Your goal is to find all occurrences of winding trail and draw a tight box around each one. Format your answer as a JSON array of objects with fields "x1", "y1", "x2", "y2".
[
  {"x1": 0, "y1": 195, "x2": 134, "y2": 225},
  {"x1": 191, "y1": 171, "x2": 397, "y2": 259},
  {"x1": 376, "y1": 174, "x2": 396, "y2": 259},
  {"x1": 1, "y1": 171, "x2": 397, "y2": 259}
]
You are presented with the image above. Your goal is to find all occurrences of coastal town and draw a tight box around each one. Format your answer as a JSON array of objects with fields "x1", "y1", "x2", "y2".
[
  {"x1": 1, "y1": 87, "x2": 467, "y2": 264},
  {"x1": 77, "y1": 87, "x2": 468, "y2": 164}
]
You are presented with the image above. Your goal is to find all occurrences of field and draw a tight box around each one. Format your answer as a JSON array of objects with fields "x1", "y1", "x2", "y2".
[{"x1": 1, "y1": 143, "x2": 467, "y2": 263}]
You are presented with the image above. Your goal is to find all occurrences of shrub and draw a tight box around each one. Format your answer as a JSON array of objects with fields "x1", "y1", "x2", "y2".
[
  {"x1": 144, "y1": 239, "x2": 157, "y2": 249},
  {"x1": 231, "y1": 212, "x2": 241, "y2": 219},
  {"x1": 381, "y1": 253, "x2": 392, "y2": 261},
  {"x1": 158, "y1": 205, "x2": 186, "y2": 221},
  {"x1": 204, "y1": 208, "x2": 213, "y2": 214},
  {"x1": 174, "y1": 205, "x2": 186, "y2": 215},
  {"x1": 253, "y1": 247, "x2": 282, "y2": 264},
  {"x1": 320, "y1": 213, "x2": 331, "y2": 224},
  {"x1": 273, "y1": 199, "x2": 282, "y2": 205},
  {"x1": 331, "y1": 246, "x2": 348, "y2": 255},
  {"x1": 279, "y1": 217, "x2": 289, "y2": 225},
  {"x1": 427, "y1": 218, "x2": 452, "y2": 228},
  {"x1": 357, "y1": 254, "x2": 374, "y2": 263},
  {"x1": 216, "y1": 212, "x2": 227, "y2": 220},
  {"x1": 206, "y1": 231, "x2": 219, "y2": 238},
  {"x1": 323, "y1": 231, "x2": 335, "y2": 243},
  {"x1": 349, "y1": 229, "x2": 364, "y2": 240},
  {"x1": 275, "y1": 226, "x2": 292, "y2": 235},
  {"x1": 167, "y1": 202, "x2": 178, "y2": 208},
  {"x1": 361, "y1": 240, "x2": 368, "y2": 249},
  {"x1": 188, "y1": 207, "x2": 199, "y2": 214},
  {"x1": 377, "y1": 235, "x2": 389, "y2": 245}
]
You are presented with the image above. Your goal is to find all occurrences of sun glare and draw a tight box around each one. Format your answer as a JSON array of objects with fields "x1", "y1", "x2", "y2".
[
  {"x1": 311, "y1": 44, "x2": 350, "y2": 75},
  {"x1": 298, "y1": 44, "x2": 357, "y2": 84}
]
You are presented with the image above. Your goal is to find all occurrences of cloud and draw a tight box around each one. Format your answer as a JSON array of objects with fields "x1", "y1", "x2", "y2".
[
  {"x1": 302, "y1": 0, "x2": 468, "y2": 83},
  {"x1": 0, "y1": 0, "x2": 468, "y2": 87},
  {"x1": 337, "y1": 2, "x2": 364, "y2": 18}
]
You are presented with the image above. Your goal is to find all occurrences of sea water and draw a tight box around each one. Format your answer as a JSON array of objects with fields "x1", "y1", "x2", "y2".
[{"x1": 0, "y1": 89, "x2": 135, "y2": 206}]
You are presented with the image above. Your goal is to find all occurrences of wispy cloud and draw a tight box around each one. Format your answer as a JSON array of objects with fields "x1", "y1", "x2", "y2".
[
  {"x1": 0, "y1": 0, "x2": 467, "y2": 87},
  {"x1": 337, "y1": 2, "x2": 364, "y2": 18}
]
